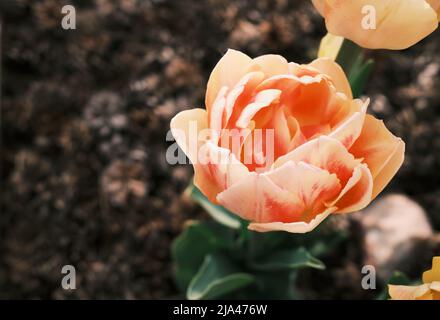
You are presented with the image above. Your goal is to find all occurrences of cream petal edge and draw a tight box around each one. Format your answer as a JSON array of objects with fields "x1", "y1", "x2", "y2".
[{"x1": 247, "y1": 206, "x2": 337, "y2": 234}]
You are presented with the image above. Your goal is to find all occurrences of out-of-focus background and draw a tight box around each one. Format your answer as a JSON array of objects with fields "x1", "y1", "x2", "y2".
[{"x1": 1, "y1": 0, "x2": 439, "y2": 299}]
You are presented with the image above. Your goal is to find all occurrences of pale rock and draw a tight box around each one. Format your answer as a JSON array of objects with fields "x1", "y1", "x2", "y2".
[{"x1": 355, "y1": 194, "x2": 433, "y2": 281}]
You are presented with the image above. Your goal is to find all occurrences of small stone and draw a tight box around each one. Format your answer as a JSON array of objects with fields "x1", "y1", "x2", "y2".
[{"x1": 356, "y1": 194, "x2": 433, "y2": 281}]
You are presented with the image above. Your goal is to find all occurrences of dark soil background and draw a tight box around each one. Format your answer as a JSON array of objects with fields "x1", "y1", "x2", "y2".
[{"x1": 1, "y1": 0, "x2": 439, "y2": 299}]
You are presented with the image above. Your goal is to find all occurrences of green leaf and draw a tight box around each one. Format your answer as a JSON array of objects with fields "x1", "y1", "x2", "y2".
[
  {"x1": 187, "y1": 183, "x2": 242, "y2": 229},
  {"x1": 349, "y1": 59, "x2": 374, "y2": 98},
  {"x1": 172, "y1": 221, "x2": 234, "y2": 291},
  {"x1": 335, "y1": 38, "x2": 374, "y2": 98},
  {"x1": 187, "y1": 254, "x2": 255, "y2": 300},
  {"x1": 235, "y1": 270, "x2": 299, "y2": 299},
  {"x1": 335, "y1": 39, "x2": 363, "y2": 75},
  {"x1": 250, "y1": 247, "x2": 325, "y2": 271}
]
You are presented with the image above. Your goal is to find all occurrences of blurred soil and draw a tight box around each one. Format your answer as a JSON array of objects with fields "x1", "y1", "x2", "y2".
[{"x1": 1, "y1": 0, "x2": 440, "y2": 299}]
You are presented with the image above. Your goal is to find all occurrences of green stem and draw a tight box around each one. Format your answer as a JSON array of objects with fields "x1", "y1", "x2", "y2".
[
  {"x1": 335, "y1": 39, "x2": 364, "y2": 74},
  {"x1": 335, "y1": 39, "x2": 374, "y2": 98}
]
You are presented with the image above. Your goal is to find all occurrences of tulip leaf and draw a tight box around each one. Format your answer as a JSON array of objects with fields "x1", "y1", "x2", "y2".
[
  {"x1": 187, "y1": 254, "x2": 255, "y2": 300},
  {"x1": 335, "y1": 38, "x2": 374, "y2": 98},
  {"x1": 335, "y1": 39, "x2": 363, "y2": 75},
  {"x1": 187, "y1": 183, "x2": 242, "y2": 229},
  {"x1": 250, "y1": 247, "x2": 325, "y2": 271},
  {"x1": 349, "y1": 59, "x2": 374, "y2": 98},
  {"x1": 172, "y1": 221, "x2": 235, "y2": 291}
]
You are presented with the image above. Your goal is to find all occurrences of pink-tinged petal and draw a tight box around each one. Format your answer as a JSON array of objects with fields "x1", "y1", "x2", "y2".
[
  {"x1": 329, "y1": 99, "x2": 369, "y2": 149},
  {"x1": 248, "y1": 206, "x2": 337, "y2": 233},
  {"x1": 330, "y1": 163, "x2": 373, "y2": 213},
  {"x1": 308, "y1": 57, "x2": 352, "y2": 99},
  {"x1": 243, "y1": 106, "x2": 292, "y2": 171},
  {"x1": 205, "y1": 49, "x2": 254, "y2": 112},
  {"x1": 266, "y1": 108, "x2": 292, "y2": 161},
  {"x1": 253, "y1": 54, "x2": 289, "y2": 77},
  {"x1": 216, "y1": 173, "x2": 302, "y2": 223},
  {"x1": 195, "y1": 141, "x2": 250, "y2": 203},
  {"x1": 217, "y1": 161, "x2": 341, "y2": 231},
  {"x1": 287, "y1": 116, "x2": 307, "y2": 151},
  {"x1": 209, "y1": 86, "x2": 228, "y2": 142},
  {"x1": 388, "y1": 284, "x2": 432, "y2": 300},
  {"x1": 274, "y1": 136, "x2": 360, "y2": 187},
  {"x1": 267, "y1": 161, "x2": 341, "y2": 220},
  {"x1": 224, "y1": 71, "x2": 265, "y2": 126},
  {"x1": 349, "y1": 115, "x2": 405, "y2": 199},
  {"x1": 236, "y1": 89, "x2": 281, "y2": 128},
  {"x1": 170, "y1": 108, "x2": 208, "y2": 163}
]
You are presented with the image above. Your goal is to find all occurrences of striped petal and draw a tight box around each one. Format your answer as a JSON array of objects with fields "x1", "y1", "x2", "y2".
[
  {"x1": 170, "y1": 108, "x2": 208, "y2": 164},
  {"x1": 205, "y1": 49, "x2": 254, "y2": 112},
  {"x1": 195, "y1": 141, "x2": 250, "y2": 203},
  {"x1": 217, "y1": 161, "x2": 341, "y2": 232},
  {"x1": 349, "y1": 115, "x2": 405, "y2": 199},
  {"x1": 309, "y1": 57, "x2": 352, "y2": 98}
]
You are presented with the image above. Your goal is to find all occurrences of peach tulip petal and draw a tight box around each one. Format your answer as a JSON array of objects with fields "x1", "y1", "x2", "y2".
[
  {"x1": 216, "y1": 173, "x2": 302, "y2": 223},
  {"x1": 209, "y1": 86, "x2": 228, "y2": 142},
  {"x1": 430, "y1": 282, "x2": 440, "y2": 292},
  {"x1": 329, "y1": 99, "x2": 368, "y2": 149},
  {"x1": 309, "y1": 57, "x2": 352, "y2": 99},
  {"x1": 284, "y1": 78, "x2": 333, "y2": 127},
  {"x1": 253, "y1": 54, "x2": 289, "y2": 78},
  {"x1": 349, "y1": 115, "x2": 405, "y2": 199},
  {"x1": 236, "y1": 89, "x2": 281, "y2": 129},
  {"x1": 195, "y1": 141, "x2": 250, "y2": 203},
  {"x1": 172, "y1": 49, "x2": 405, "y2": 234},
  {"x1": 389, "y1": 284, "x2": 432, "y2": 300},
  {"x1": 248, "y1": 206, "x2": 337, "y2": 233},
  {"x1": 423, "y1": 257, "x2": 440, "y2": 283},
  {"x1": 264, "y1": 108, "x2": 292, "y2": 163},
  {"x1": 287, "y1": 116, "x2": 307, "y2": 151},
  {"x1": 240, "y1": 113, "x2": 291, "y2": 172},
  {"x1": 331, "y1": 163, "x2": 373, "y2": 213},
  {"x1": 170, "y1": 108, "x2": 208, "y2": 163},
  {"x1": 327, "y1": 93, "x2": 358, "y2": 127},
  {"x1": 224, "y1": 71, "x2": 265, "y2": 126},
  {"x1": 267, "y1": 161, "x2": 341, "y2": 219},
  {"x1": 217, "y1": 161, "x2": 341, "y2": 228},
  {"x1": 389, "y1": 257, "x2": 440, "y2": 300},
  {"x1": 275, "y1": 135, "x2": 373, "y2": 213},
  {"x1": 206, "y1": 49, "x2": 254, "y2": 112},
  {"x1": 313, "y1": 0, "x2": 439, "y2": 50},
  {"x1": 274, "y1": 136, "x2": 360, "y2": 186}
]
